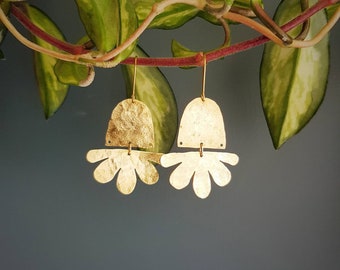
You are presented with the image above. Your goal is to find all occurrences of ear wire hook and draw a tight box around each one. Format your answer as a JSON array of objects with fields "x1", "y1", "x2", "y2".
[
  {"x1": 131, "y1": 56, "x2": 137, "y2": 102},
  {"x1": 128, "y1": 57, "x2": 137, "y2": 153},
  {"x1": 201, "y1": 54, "x2": 207, "y2": 101}
]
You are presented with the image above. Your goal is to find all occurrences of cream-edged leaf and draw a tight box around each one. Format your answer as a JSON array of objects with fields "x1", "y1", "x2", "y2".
[
  {"x1": 260, "y1": 0, "x2": 329, "y2": 148},
  {"x1": 26, "y1": 5, "x2": 69, "y2": 118}
]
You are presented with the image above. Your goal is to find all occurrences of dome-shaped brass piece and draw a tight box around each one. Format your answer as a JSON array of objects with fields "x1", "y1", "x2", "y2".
[
  {"x1": 177, "y1": 97, "x2": 226, "y2": 149},
  {"x1": 105, "y1": 99, "x2": 154, "y2": 149}
]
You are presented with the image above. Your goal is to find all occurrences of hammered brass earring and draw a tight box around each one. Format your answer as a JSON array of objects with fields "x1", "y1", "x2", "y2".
[
  {"x1": 86, "y1": 55, "x2": 239, "y2": 198},
  {"x1": 161, "y1": 55, "x2": 239, "y2": 199},
  {"x1": 86, "y1": 57, "x2": 162, "y2": 195}
]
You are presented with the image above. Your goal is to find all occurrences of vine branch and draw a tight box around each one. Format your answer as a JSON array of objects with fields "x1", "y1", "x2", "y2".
[
  {"x1": 122, "y1": 1, "x2": 340, "y2": 67},
  {"x1": 10, "y1": 4, "x2": 90, "y2": 55},
  {"x1": 1, "y1": 0, "x2": 339, "y2": 68}
]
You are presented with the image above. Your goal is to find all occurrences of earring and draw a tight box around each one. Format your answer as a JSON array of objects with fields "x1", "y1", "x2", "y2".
[
  {"x1": 161, "y1": 55, "x2": 239, "y2": 199},
  {"x1": 86, "y1": 57, "x2": 162, "y2": 195}
]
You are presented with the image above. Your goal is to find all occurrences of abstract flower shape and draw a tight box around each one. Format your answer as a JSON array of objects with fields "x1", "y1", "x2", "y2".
[
  {"x1": 161, "y1": 151, "x2": 239, "y2": 199},
  {"x1": 87, "y1": 149, "x2": 162, "y2": 195}
]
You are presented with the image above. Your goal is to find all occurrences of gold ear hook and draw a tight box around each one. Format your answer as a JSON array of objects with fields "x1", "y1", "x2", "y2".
[
  {"x1": 131, "y1": 56, "x2": 137, "y2": 102},
  {"x1": 201, "y1": 54, "x2": 207, "y2": 101}
]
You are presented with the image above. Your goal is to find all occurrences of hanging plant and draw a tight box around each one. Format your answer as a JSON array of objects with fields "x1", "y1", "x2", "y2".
[{"x1": 0, "y1": 0, "x2": 339, "y2": 197}]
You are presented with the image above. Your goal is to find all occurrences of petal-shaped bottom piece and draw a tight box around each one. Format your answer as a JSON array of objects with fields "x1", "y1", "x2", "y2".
[
  {"x1": 116, "y1": 166, "x2": 137, "y2": 195},
  {"x1": 86, "y1": 149, "x2": 116, "y2": 163},
  {"x1": 193, "y1": 169, "x2": 211, "y2": 199},
  {"x1": 93, "y1": 158, "x2": 119, "y2": 184},
  {"x1": 169, "y1": 162, "x2": 195, "y2": 190},
  {"x1": 161, "y1": 152, "x2": 186, "y2": 167},
  {"x1": 134, "y1": 156, "x2": 159, "y2": 185},
  {"x1": 161, "y1": 151, "x2": 239, "y2": 198},
  {"x1": 217, "y1": 152, "x2": 239, "y2": 166},
  {"x1": 87, "y1": 148, "x2": 161, "y2": 195},
  {"x1": 209, "y1": 160, "x2": 231, "y2": 187}
]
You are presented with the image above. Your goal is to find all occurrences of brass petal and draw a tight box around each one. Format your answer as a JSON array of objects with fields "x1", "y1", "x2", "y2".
[
  {"x1": 87, "y1": 148, "x2": 161, "y2": 194},
  {"x1": 161, "y1": 151, "x2": 239, "y2": 198},
  {"x1": 116, "y1": 163, "x2": 137, "y2": 195},
  {"x1": 93, "y1": 158, "x2": 119, "y2": 184},
  {"x1": 160, "y1": 152, "x2": 186, "y2": 168},
  {"x1": 142, "y1": 152, "x2": 163, "y2": 165},
  {"x1": 169, "y1": 162, "x2": 195, "y2": 190},
  {"x1": 208, "y1": 160, "x2": 231, "y2": 187},
  {"x1": 216, "y1": 152, "x2": 239, "y2": 166},
  {"x1": 193, "y1": 168, "x2": 211, "y2": 199},
  {"x1": 86, "y1": 149, "x2": 115, "y2": 163},
  {"x1": 132, "y1": 154, "x2": 159, "y2": 185}
]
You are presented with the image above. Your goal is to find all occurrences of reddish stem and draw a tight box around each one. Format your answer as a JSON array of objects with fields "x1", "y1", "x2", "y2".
[
  {"x1": 122, "y1": 0, "x2": 338, "y2": 66},
  {"x1": 9, "y1": 0, "x2": 338, "y2": 66},
  {"x1": 10, "y1": 4, "x2": 90, "y2": 55},
  {"x1": 282, "y1": 0, "x2": 336, "y2": 32}
]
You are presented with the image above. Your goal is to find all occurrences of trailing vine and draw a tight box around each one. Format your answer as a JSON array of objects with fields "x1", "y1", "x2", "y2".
[{"x1": 0, "y1": 0, "x2": 339, "y2": 149}]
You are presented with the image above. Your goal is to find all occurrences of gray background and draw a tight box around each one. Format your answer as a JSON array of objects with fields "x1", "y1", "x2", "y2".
[{"x1": 1, "y1": 1, "x2": 339, "y2": 269}]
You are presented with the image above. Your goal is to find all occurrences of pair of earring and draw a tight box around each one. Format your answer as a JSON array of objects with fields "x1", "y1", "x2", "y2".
[{"x1": 86, "y1": 56, "x2": 239, "y2": 199}]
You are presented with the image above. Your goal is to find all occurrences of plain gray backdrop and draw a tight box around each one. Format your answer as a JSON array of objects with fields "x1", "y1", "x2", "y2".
[{"x1": 1, "y1": 1, "x2": 339, "y2": 269}]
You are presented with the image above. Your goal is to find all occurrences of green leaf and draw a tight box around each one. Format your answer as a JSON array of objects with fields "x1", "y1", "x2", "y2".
[
  {"x1": 75, "y1": 0, "x2": 136, "y2": 63},
  {"x1": 171, "y1": 37, "x2": 230, "y2": 69},
  {"x1": 233, "y1": 0, "x2": 263, "y2": 9},
  {"x1": 326, "y1": 3, "x2": 340, "y2": 20},
  {"x1": 54, "y1": 36, "x2": 94, "y2": 87},
  {"x1": 202, "y1": 0, "x2": 233, "y2": 17},
  {"x1": 171, "y1": 39, "x2": 197, "y2": 58},
  {"x1": 75, "y1": 0, "x2": 119, "y2": 52},
  {"x1": 199, "y1": 0, "x2": 264, "y2": 25},
  {"x1": 122, "y1": 47, "x2": 178, "y2": 153},
  {"x1": 171, "y1": 39, "x2": 197, "y2": 69},
  {"x1": 109, "y1": 0, "x2": 138, "y2": 65},
  {"x1": 133, "y1": 0, "x2": 198, "y2": 29},
  {"x1": 198, "y1": 10, "x2": 223, "y2": 25},
  {"x1": 26, "y1": 5, "x2": 69, "y2": 118},
  {"x1": 260, "y1": 0, "x2": 329, "y2": 149},
  {"x1": 54, "y1": 60, "x2": 94, "y2": 87}
]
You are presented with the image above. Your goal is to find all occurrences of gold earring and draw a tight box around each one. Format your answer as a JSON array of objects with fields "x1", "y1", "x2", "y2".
[
  {"x1": 161, "y1": 54, "x2": 239, "y2": 199},
  {"x1": 86, "y1": 57, "x2": 162, "y2": 195}
]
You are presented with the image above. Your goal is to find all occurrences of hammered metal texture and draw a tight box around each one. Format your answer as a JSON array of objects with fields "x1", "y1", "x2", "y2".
[
  {"x1": 105, "y1": 99, "x2": 154, "y2": 149},
  {"x1": 177, "y1": 97, "x2": 226, "y2": 149},
  {"x1": 87, "y1": 149, "x2": 162, "y2": 195}
]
